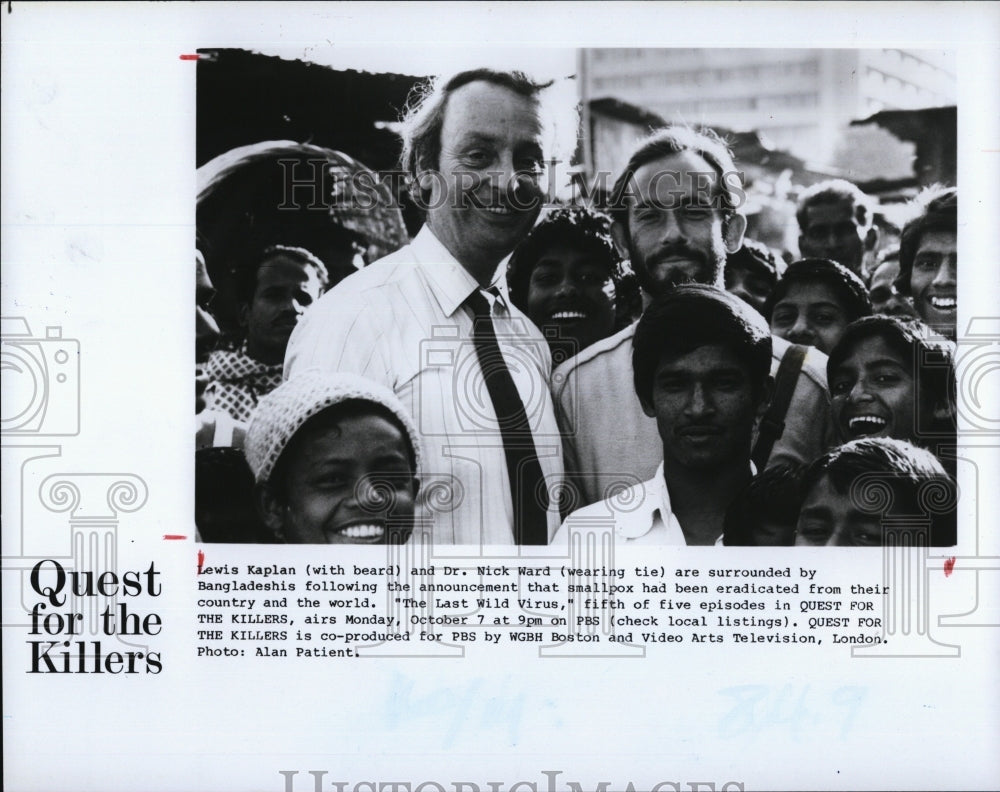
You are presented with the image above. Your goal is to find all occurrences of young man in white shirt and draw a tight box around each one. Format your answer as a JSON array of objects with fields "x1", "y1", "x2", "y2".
[{"x1": 557, "y1": 285, "x2": 772, "y2": 545}]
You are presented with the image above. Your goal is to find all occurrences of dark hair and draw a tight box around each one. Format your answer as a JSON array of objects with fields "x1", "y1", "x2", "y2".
[
  {"x1": 195, "y1": 447, "x2": 276, "y2": 543},
  {"x1": 764, "y1": 258, "x2": 872, "y2": 322},
  {"x1": 267, "y1": 399, "x2": 417, "y2": 499},
  {"x1": 796, "y1": 178, "x2": 874, "y2": 231},
  {"x1": 632, "y1": 284, "x2": 772, "y2": 407},
  {"x1": 726, "y1": 238, "x2": 779, "y2": 285},
  {"x1": 723, "y1": 463, "x2": 804, "y2": 546},
  {"x1": 895, "y1": 187, "x2": 957, "y2": 296},
  {"x1": 507, "y1": 206, "x2": 641, "y2": 331},
  {"x1": 827, "y1": 315, "x2": 957, "y2": 442},
  {"x1": 399, "y1": 68, "x2": 554, "y2": 203},
  {"x1": 799, "y1": 437, "x2": 956, "y2": 546},
  {"x1": 237, "y1": 244, "x2": 331, "y2": 305},
  {"x1": 607, "y1": 125, "x2": 743, "y2": 230}
]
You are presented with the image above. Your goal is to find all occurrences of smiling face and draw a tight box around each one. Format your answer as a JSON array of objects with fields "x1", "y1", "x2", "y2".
[
  {"x1": 830, "y1": 335, "x2": 917, "y2": 444},
  {"x1": 909, "y1": 230, "x2": 957, "y2": 338},
  {"x1": 620, "y1": 150, "x2": 744, "y2": 297},
  {"x1": 423, "y1": 80, "x2": 545, "y2": 282},
  {"x1": 769, "y1": 280, "x2": 851, "y2": 354},
  {"x1": 244, "y1": 253, "x2": 324, "y2": 365},
  {"x1": 644, "y1": 344, "x2": 764, "y2": 471},
  {"x1": 524, "y1": 242, "x2": 617, "y2": 360},
  {"x1": 263, "y1": 411, "x2": 417, "y2": 545}
]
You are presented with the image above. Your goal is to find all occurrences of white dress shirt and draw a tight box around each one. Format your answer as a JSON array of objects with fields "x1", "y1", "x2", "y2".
[
  {"x1": 284, "y1": 226, "x2": 564, "y2": 545},
  {"x1": 554, "y1": 463, "x2": 689, "y2": 545}
]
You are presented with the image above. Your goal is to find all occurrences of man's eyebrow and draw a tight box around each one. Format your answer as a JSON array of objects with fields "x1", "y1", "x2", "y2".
[
  {"x1": 457, "y1": 133, "x2": 500, "y2": 146},
  {"x1": 798, "y1": 505, "x2": 833, "y2": 520}
]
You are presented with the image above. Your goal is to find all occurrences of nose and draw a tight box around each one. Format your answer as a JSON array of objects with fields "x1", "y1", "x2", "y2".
[
  {"x1": 352, "y1": 476, "x2": 389, "y2": 515},
  {"x1": 685, "y1": 382, "x2": 714, "y2": 417},
  {"x1": 788, "y1": 315, "x2": 813, "y2": 341},
  {"x1": 932, "y1": 257, "x2": 957, "y2": 287},
  {"x1": 555, "y1": 274, "x2": 579, "y2": 297},
  {"x1": 848, "y1": 378, "x2": 872, "y2": 403},
  {"x1": 660, "y1": 210, "x2": 684, "y2": 244}
]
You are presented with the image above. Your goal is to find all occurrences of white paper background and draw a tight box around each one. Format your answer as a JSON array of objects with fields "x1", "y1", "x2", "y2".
[{"x1": 3, "y1": 3, "x2": 999, "y2": 791}]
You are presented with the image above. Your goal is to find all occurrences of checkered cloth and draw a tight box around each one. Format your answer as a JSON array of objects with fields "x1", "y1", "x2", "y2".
[
  {"x1": 202, "y1": 345, "x2": 284, "y2": 423},
  {"x1": 244, "y1": 370, "x2": 422, "y2": 483}
]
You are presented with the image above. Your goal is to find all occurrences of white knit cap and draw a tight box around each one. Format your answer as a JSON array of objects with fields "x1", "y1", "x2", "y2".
[{"x1": 245, "y1": 370, "x2": 422, "y2": 483}]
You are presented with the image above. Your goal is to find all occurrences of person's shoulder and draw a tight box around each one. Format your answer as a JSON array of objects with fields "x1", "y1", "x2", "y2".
[
  {"x1": 330, "y1": 247, "x2": 417, "y2": 295},
  {"x1": 771, "y1": 334, "x2": 828, "y2": 389},
  {"x1": 553, "y1": 322, "x2": 636, "y2": 392}
]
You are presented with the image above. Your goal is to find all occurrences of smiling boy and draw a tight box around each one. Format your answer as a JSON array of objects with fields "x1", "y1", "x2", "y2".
[
  {"x1": 244, "y1": 372, "x2": 421, "y2": 545},
  {"x1": 827, "y1": 315, "x2": 956, "y2": 472}
]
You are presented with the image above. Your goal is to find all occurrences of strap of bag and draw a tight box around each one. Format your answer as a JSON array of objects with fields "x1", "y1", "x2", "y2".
[{"x1": 751, "y1": 343, "x2": 808, "y2": 470}]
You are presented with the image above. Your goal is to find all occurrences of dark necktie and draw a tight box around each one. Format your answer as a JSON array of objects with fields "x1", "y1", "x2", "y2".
[{"x1": 466, "y1": 288, "x2": 550, "y2": 545}]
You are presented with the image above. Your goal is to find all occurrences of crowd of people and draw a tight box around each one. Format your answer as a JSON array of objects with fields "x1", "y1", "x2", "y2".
[{"x1": 195, "y1": 67, "x2": 958, "y2": 548}]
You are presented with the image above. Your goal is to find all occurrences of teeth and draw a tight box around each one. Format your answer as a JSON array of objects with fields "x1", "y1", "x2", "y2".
[
  {"x1": 551, "y1": 311, "x2": 586, "y2": 320},
  {"x1": 338, "y1": 524, "x2": 385, "y2": 539},
  {"x1": 849, "y1": 415, "x2": 888, "y2": 432},
  {"x1": 483, "y1": 206, "x2": 513, "y2": 214},
  {"x1": 929, "y1": 296, "x2": 956, "y2": 310}
]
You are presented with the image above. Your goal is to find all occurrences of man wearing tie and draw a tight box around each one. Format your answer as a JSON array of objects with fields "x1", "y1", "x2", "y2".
[{"x1": 284, "y1": 68, "x2": 565, "y2": 545}]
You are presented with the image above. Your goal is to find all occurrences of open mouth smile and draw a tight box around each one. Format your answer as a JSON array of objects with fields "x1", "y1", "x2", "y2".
[
  {"x1": 326, "y1": 522, "x2": 386, "y2": 544},
  {"x1": 847, "y1": 414, "x2": 888, "y2": 436},
  {"x1": 928, "y1": 296, "x2": 957, "y2": 311}
]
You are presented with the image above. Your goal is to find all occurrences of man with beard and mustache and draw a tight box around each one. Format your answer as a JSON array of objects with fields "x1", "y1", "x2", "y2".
[
  {"x1": 285, "y1": 68, "x2": 567, "y2": 545},
  {"x1": 552, "y1": 126, "x2": 834, "y2": 509}
]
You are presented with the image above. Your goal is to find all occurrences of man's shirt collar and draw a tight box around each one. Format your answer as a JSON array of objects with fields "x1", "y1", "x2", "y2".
[{"x1": 410, "y1": 225, "x2": 512, "y2": 318}]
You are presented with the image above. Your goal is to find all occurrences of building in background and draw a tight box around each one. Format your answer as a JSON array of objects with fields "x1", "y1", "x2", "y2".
[{"x1": 578, "y1": 49, "x2": 956, "y2": 170}]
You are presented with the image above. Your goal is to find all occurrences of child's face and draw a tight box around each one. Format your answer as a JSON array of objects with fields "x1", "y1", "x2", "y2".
[
  {"x1": 795, "y1": 474, "x2": 883, "y2": 547},
  {"x1": 830, "y1": 335, "x2": 917, "y2": 444},
  {"x1": 769, "y1": 280, "x2": 851, "y2": 354},
  {"x1": 525, "y1": 242, "x2": 617, "y2": 360},
  {"x1": 724, "y1": 264, "x2": 772, "y2": 317},
  {"x1": 276, "y1": 412, "x2": 417, "y2": 544}
]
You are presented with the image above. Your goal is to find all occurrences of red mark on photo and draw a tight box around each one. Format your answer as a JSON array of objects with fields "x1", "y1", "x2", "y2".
[
  {"x1": 163, "y1": 534, "x2": 187, "y2": 540},
  {"x1": 179, "y1": 54, "x2": 201, "y2": 61},
  {"x1": 943, "y1": 557, "x2": 956, "y2": 577},
  {"x1": 197, "y1": 549, "x2": 205, "y2": 575}
]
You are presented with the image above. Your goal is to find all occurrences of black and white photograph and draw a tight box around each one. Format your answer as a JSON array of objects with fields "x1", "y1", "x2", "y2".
[
  {"x1": 3, "y1": 4, "x2": 998, "y2": 792},
  {"x1": 194, "y1": 46, "x2": 960, "y2": 550}
]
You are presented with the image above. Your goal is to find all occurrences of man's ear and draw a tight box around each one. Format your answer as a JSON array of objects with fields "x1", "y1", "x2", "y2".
[
  {"x1": 255, "y1": 483, "x2": 287, "y2": 541},
  {"x1": 639, "y1": 393, "x2": 656, "y2": 419},
  {"x1": 865, "y1": 225, "x2": 880, "y2": 252},
  {"x1": 610, "y1": 219, "x2": 631, "y2": 261},
  {"x1": 723, "y1": 212, "x2": 747, "y2": 254},
  {"x1": 238, "y1": 302, "x2": 250, "y2": 330}
]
